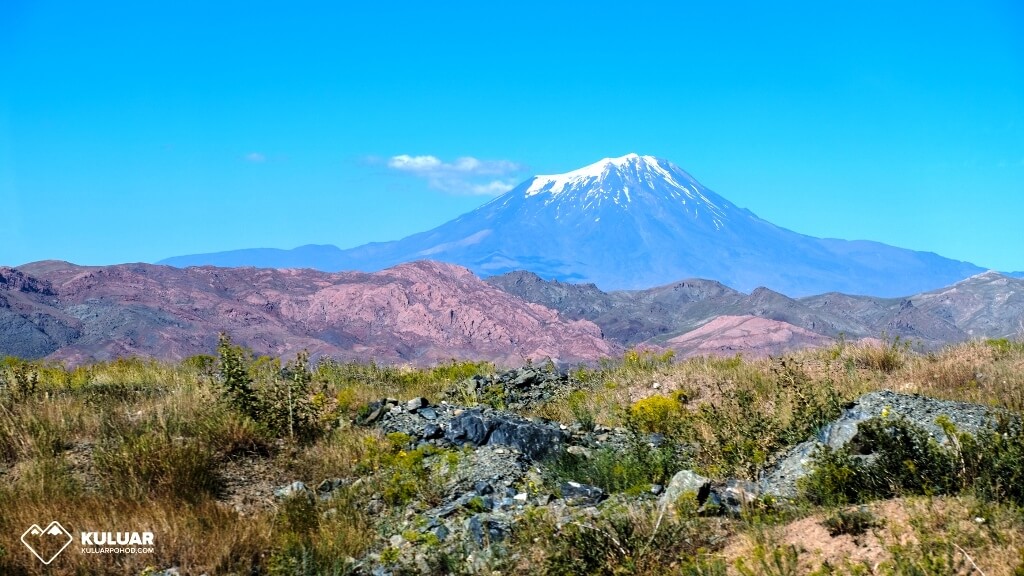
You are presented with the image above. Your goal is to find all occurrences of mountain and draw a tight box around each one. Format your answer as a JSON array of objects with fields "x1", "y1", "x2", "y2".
[
  {"x1": 488, "y1": 270, "x2": 1024, "y2": 351},
  {"x1": 1, "y1": 261, "x2": 615, "y2": 365},
  {"x1": 161, "y1": 154, "x2": 985, "y2": 297},
  {"x1": 665, "y1": 315, "x2": 834, "y2": 358}
]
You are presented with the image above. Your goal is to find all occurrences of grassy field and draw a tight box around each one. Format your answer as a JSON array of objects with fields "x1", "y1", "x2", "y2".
[{"x1": 0, "y1": 336, "x2": 1022, "y2": 575}]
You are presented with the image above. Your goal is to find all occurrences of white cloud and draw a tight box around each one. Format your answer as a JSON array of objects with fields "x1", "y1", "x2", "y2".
[
  {"x1": 387, "y1": 154, "x2": 525, "y2": 196},
  {"x1": 388, "y1": 154, "x2": 442, "y2": 171},
  {"x1": 245, "y1": 152, "x2": 267, "y2": 163},
  {"x1": 471, "y1": 180, "x2": 518, "y2": 195}
]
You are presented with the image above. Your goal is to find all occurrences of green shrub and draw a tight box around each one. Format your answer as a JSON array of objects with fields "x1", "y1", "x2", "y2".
[
  {"x1": 216, "y1": 335, "x2": 328, "y2": 442},
  {"x1": 544, "y1": 436, "x2": 684, "y2": 494},
  {"x1": 960, "y1": 415, "x2": 1024, "y2": 507}
]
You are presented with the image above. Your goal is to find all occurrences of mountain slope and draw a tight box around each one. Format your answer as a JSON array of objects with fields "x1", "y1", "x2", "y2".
[
  {"x1": 161, "y1": 154, "x2": 985, "y2": 297},
  {"x1": 489, "y1": 270, "x2": 1024, "y2": 350},
  {"x1": 2, "y1": 261, "x2": 616, "y2": 365}
]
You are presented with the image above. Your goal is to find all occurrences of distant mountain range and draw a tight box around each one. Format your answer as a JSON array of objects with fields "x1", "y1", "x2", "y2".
[
  {"x1": 487, "y1": 269, "x2": 1024, "y2": 351},
  {"x1": 2, "y1": 261, "x2": 1021, "y2": 365},
  {"x1": 161, "y1": 154, "x2": 990, "y2": 297}
]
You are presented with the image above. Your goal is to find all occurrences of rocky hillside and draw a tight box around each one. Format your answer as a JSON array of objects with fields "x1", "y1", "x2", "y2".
[
  {"x1": 488, "y1": 269, "x2": 1024, "y2": 352},
  {"x1": 0, "y1": 261, "x2": 615, "y2": 365}
]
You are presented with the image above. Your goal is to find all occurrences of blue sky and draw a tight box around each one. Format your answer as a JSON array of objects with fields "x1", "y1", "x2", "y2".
[{"x1": 2, "y1": 1, "x2": 1022, "y2": 271}]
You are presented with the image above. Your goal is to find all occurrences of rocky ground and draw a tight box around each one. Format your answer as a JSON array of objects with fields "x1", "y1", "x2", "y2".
[{"x1": 257, "y1": 365, "x2": 1006, "y2": 575}]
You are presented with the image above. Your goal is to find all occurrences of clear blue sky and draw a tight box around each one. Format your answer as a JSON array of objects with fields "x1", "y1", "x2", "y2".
[{"x1": 2, "y1": 1, "x2": 1022, "y2": 271}]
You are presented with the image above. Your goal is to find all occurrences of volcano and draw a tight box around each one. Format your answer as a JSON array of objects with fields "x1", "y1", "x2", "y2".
[{"x1": 161, "y1": 154, "x2": 984, "y2": 296}]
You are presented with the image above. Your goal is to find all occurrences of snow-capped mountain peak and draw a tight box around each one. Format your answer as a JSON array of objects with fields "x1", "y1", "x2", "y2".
[
  {"x1": 519, "y1": 153, "x2": 728, "y2": 225},
  {"x1": 525, "y1": 153, "x2": 685, "y2": 198}
]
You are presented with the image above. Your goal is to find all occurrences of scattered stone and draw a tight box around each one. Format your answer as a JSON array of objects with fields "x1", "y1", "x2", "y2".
[
  {"x1": 444, "y1": 408, "x2": 565, "y2": 461},
  {"x1": 433, "y1": 524, "x2": 450, "y2": 541},
  {"x1": 705, "y1": 479, "x2": 760, "y2": 516},
  {"x1": 273, "y1": 480, "x2": 311, "y2": 500},
  {"x1": 567, "y1": 445, "x2": 591, "y2": 458},
  {"x1": 650, "y1": 484, "x2": 663, "y2": 496},
  {"x1": 406, "y1": 397, "x2": 429, "y2": 412},
  {"x1": 659, "y1": 470, "x2": 710, "y2": 508},
  {"x1": 363, "y1": 405, "x2": 385, "y2": 425},
  {"x1": 418, "y1": 407, "x2": 438, "y2": 421},
  {"x1": 467, "y1": 514, "x2": 508, "y2": 546},
  {"x1": 422, "y1": 423, "x2": 443, "y2": 439},
  {"x1": 560, "y1": 481, "x2": 606, "y2": 506}
]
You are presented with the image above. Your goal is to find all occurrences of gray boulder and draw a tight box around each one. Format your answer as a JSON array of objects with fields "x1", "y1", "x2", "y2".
[
  {"x1": 760, "y1": 390, "x2": 999, "y2": 498},
  {"x1": 659, "y1": 469, "x2": 710, "y2": 508},
  {"x1": 445, "y1": 409, "x2": 565, "y2": 461}
]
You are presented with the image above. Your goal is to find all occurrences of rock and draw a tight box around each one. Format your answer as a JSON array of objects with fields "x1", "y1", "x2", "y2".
[
  {"x1": 274, "y1": 480, "x2": 311, "y2": 500},
  {"x1": 421, "y1": 423, "x2": 444, "y2": 439},
  {"x1": 659, "y1": 470, "x2": 710, "y2": 508},
  {"x1": 445, "y1": 409, "x2": 493, "y2": 446},
  {"x1": 560, "y1": 481, "x2": 606, "y2": 506},
  {"x1": 513, "y1": 492, "x2": 528, "y2": 503},
  {"x1": 444, "y1": 409, "x2": 565, "y2": 461},
  {"x1": 760, "y1": 390, "x2": 1001, "y2": 498},
  {"x1": 567, "y1": 445, "x2": 591, "y2": 458},
  {"x1": 647, "y1": 433, "x2": 666, "y2": 448},
  {"x1": 389, "y1": 534, "x2": 405, "y2": 547},
  {"x1": 650, "y1": 484, "x2": 664, "y2": 496},
  {"x1": 428, "y1": 492, "x2": 481, "y2": 518},
  {"x1": 473, "y1": 481, "x2": 494, "y2": 495},
  {"x1": 363, "y1": 405, "x2": 385, "y2": 425},
  {"x1": 704, "y1": 479, "x2": 760, "y2": 516},
  {"x1": 467, "y1": 514, "x2": 508, "y2": 545},
  {"x1": 316, "y1": 478, "x2": 347, "y2": 498},
  {"x1": 406, "y1": 397, "x2": 429, "y2": 412},
  {"x1": 433, "y1": 524, "x2": 450, "y2": 541},
  {"x1": 418, "y1": 406, "x2": 438, "y2": 421}
]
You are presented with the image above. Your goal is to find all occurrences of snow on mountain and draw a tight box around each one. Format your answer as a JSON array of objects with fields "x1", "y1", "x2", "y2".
[{"x1": 160, "y1": 154, "x2": 986, "y2": 297}]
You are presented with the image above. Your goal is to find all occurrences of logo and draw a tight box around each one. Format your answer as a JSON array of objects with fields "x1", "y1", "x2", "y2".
[{"x1": 21, "y1": 521, "x2": 73, "y2": 564}]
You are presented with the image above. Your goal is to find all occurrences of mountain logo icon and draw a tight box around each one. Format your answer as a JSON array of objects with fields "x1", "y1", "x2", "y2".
[{"x1": 21, "y1": 521, "x2": 73, "y2": 564}]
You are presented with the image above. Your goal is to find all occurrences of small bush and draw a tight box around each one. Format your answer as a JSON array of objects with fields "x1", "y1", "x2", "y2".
[
  {"x1": 822, "y1": 507, "x2": 881, "y2": 537},
  {"x1": 853, "y1": 336, "x2": 908, "y2": 373},
  {"x1": 544, "y1": 437, "x2": 684, "y2": 494},
  {"x1": 628, "y1": 393, "x2": 686, "y2": 435},
  {"x1": 216, "y1": 335, "x2": 329, "y2": 442}
]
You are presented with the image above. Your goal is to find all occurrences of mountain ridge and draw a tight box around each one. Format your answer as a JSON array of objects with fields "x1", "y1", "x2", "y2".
[{"x1": 0, "y1": 260, "x2": 615, "y2": 365}]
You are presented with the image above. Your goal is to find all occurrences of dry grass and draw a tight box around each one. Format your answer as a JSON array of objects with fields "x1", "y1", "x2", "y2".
[
  {"x1": 0, "y1": 339, "x2": 1022, "y2": 575},
  {"x1": 721, "y1": 496, "x2": 1024, "y2": 575}
]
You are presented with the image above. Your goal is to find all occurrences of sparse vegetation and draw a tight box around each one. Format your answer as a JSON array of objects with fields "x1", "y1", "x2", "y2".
[{"x1": 0, "y1": 337, "x2": 1022, "y2": 574}]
